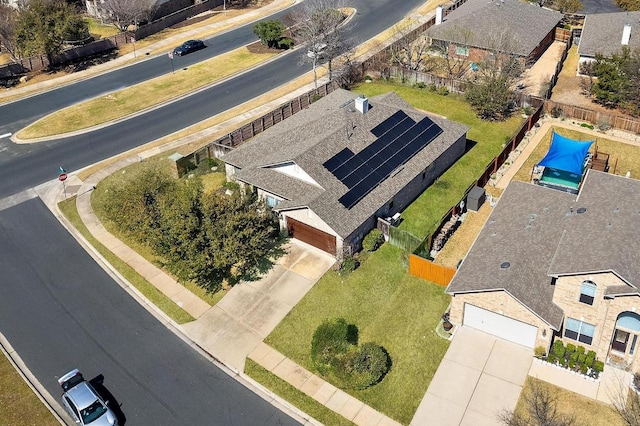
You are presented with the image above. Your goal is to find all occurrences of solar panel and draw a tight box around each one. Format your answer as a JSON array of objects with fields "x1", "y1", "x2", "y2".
[
  {"x1": 370, "y1": 111, "x2": 409, "y2": 137},
  {"x1": 325, "y1": 114, "x2": 444, "y2": 209},
  {"x1": 323, "y1": 148, "x2": 354, "y2": 172}
]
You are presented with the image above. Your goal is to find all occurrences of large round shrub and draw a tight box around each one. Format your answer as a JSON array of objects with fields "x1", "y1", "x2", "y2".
[
  {"x1": 340, "y1": 342, "x2": 390, "y2": 389},
  {"x1": 311, "y1": 318, "x2": 351, "y2": 371},
  {"x1": 362, "y1": 229, "x2": 384, "y2": 252}
]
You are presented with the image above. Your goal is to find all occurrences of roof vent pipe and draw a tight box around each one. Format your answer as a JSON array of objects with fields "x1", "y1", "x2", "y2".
[
  {"x1": 622, "y1": 24, "x2": 632, "y2": 45},
  {"x1": 435, "y1": 5, "x2": 444, "y2": 25},
  {"x1": 354, "y1": 95, "x2": 369, "y2": 114}
]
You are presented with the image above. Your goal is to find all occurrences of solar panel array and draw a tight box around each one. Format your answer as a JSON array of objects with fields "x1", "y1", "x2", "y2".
[{"x1": 323, "y1": 111, "x2": 443, "y2": 209}]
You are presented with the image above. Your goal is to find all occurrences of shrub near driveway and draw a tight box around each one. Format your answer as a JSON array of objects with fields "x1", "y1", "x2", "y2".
[
  {"x1": 265, "y1": 244, "x2": 451, "y2": 424},
  {"x1": 352, "y1": 81, "x2": 524, "y2": 239}
]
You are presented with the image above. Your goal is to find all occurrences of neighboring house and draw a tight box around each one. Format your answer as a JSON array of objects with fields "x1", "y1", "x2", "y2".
[
  {"x1": 578, "y1": 11, "x2": 640, "y2": 69},
  {"x1": 222, "y1": 89, "x2": 469, "y2": 258},
  {"x1": 428, "y1": 0, "x2": 563, "y2": 66},
  {"x1": 447, "y1": 171, "x2": 640, "y2": 372}
]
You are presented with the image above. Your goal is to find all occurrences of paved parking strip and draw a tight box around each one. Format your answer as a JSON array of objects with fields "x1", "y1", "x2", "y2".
[{"x1": 411, "y1": 327, "x2": 533, "y2": 426}]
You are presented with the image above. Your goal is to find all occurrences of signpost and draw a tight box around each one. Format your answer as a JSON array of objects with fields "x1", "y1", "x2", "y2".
[
  {"x1": 168, "y1": 51, "x2": 174, "y2": 74},
  {"x1": 58, "y1": 166, "x2": 67, "y2": 199}
]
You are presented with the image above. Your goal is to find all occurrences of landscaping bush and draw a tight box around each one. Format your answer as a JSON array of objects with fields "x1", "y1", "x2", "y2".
[
  {"x1": 547, "y1": 353, "x2": 557, "y2": 364},
  {"x1": 437, "y1": 86, "x2": 449, "y2": 96},
  {"x1": 587, "y1": 350, "x2": 596, "y2": 359},
  {"x1": 570, "y1": 351, "x2": 579, "y2": 362},
  {"x1": 569, "y1": 359, "x2": 576, "y2": 370},
  {"x1": 551, "y1": 106, "x2": 563, "y2": 118},
  {"x1": 566, "y1": 343, "x2": 576, "y2": 354},
  {"x1": 311, "y1": 318, "x2": 352, "y2": 370},
  {"x1": 553, "y1": 340, "x2": 565, "y2": 358},
  {"x1": 585, "y1": 355, "x2": 595, "y2": 368},
  {"x1": 580, "y1": 364, "x2": 589, "y2": 375},
  {"x1": 362, "y1": 229, "x2": 384, "y2": 252},
  {"x1": 427, "y1": 83, "x2": 437, "y2": 92},
  {"x1": 339, "y1": 256, "x2": 359, "y2": 274},
  {"x1": 413, "y1": 82, "x2": 426, "y2": 89},
  {"x1": 580, "y1": 122, "x2": 595, "y2": 130},
  {"x1": 577, "y1": 346, "x2": 585, "y2": 355},
  {"x1": 593, "y1": 360, "x2": 604, "y2": 373},
  {"x1": 277, "y1": 37, "x2": 294, "y2": 50},
  {"x1": 534, "y1": 346, "x2": 547, "y2": 358},
  {"x1": 341, "y1": 343, "x2": 390, "y2": 390},
  {"x1": 578, "y1": 353, "x2": 586, "y2": 364}
]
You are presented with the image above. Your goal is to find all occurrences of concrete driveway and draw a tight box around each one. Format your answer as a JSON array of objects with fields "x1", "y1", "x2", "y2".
[
  {"x1": 411, "y1": 327, "x2": 533, "y2": 426},
  {"x1": 182, "y1": 240, "x2": 335, "y2": 371}
]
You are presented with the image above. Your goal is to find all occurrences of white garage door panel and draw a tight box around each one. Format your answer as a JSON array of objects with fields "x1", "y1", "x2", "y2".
[{"x1": 463, "y1": 304, "x2": 537, "y2": 348}]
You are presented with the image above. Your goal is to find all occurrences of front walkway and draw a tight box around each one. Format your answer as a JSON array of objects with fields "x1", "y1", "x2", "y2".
[{"x1": 411, "y1": 327, "x2": 533, "y2": 426}]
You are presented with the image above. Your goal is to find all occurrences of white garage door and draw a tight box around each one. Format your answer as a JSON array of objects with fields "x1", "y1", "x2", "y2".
[{"x1": 463, "y1": 304, "x2": 538, "y2": 348}]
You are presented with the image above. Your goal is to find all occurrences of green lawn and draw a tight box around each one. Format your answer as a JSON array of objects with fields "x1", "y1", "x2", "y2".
[
  {"x1": 352, "y1": 81, "x2": 525, "y2": 238},
  {"x1": 265, "y1": 244, "x2": 451, "y2": 424}
]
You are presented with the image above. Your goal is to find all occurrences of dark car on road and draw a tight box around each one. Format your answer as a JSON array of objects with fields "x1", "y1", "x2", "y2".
[
  {"x1": 58, "y1": 369, "x2": 118, "y2": 426},
  {"x1": 173, "y1": 39, "x2": 206, "y2": 56}
]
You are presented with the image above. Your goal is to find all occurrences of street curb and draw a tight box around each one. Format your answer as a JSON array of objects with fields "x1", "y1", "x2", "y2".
[{"x1": 0, "y1": 331, "x2": 67, "y2": 425}]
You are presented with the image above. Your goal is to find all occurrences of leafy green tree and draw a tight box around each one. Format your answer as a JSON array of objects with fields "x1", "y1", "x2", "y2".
[
  {"x1": 253, "y1": 20, "x2": 285, "y2": 48},
  {"x1": 590, "y1": 48, "x2": 640, "y2": 114},
  {"x1": 13, "y1": 0, "x2": 88, "y2": 64}
]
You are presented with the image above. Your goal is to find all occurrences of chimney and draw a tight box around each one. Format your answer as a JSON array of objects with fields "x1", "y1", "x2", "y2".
[
  {"x1": 435, "y1": 5, "x2": 444, "y2": 25},
  {"x1": 354, "y1": 94, "x2": 369, "y2": 114},
  {"x1": 622, "y1": 24, "x2": 632, "y2": 45}
]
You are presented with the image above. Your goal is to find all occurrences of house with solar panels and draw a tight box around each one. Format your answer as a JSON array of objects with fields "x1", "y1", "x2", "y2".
[{"x1": 222, "y1": 89, "x2": 469, "y2": 258}]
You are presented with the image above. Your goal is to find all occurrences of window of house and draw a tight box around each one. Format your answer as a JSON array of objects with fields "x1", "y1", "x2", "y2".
[
  {"x1": 455, "y1": 46, "x2": 469, "y2": 56},
  {"x1": 579, "y1": 280, "x2": 596, "y2": 305},
  {"x1": 266, "y1": 195, "x2": 277, "y2": 208},
  {"x1": 564, "y1": 317, "x2": 595, "y2": 345}
]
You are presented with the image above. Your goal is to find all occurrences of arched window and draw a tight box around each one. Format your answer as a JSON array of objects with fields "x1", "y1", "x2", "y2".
[{"x1": 579, "y1": 280, "x2": 596, "y2": 305}]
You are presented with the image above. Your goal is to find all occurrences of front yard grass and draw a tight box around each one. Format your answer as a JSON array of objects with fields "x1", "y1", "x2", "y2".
[
  {"x1": 515, "y1": 377, "x2": 624, "y2": 426},
  {"x1": 0, "y1": 353, "x2": 58, "y2": 426},
  {"x1": 265, "y1": 243, "x2": 451, "y2": 424},
  {"x1": 511, "y1": 126, "x2": 640, "y2": 184},
  {"x1": 352, "y1": 81, "x2": 525, "y2": 239}
]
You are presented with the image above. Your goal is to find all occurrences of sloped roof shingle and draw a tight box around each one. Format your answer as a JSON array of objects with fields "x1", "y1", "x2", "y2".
[{"x1": 579, "y1": 12, "x2": 640, "y2": 58}]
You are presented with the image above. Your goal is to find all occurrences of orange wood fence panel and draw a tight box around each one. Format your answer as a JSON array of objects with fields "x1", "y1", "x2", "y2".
[{"x1": 408, "y1": 254, "x2": 456, "y2": 287}]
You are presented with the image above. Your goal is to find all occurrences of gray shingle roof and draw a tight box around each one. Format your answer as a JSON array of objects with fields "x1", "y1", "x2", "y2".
[
  {"x1": 222, "y1": 89, "x2": 469, "y2": 239},
  {"x1": 447, "y1": 171, "x2": 640, "y2": 329},
  {"x1": 427, "y1": 0, "x2": 562, "y2": 57},
  {"x1": 579, "y1": 12, "x2": 640, "y2": 58}
]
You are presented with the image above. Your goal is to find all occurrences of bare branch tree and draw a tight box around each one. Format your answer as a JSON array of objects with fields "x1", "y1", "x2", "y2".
[
  {"x1": 388, "y1": 19, "x2": 437, "y2": 72},
  {"x1": 428, "y1": 24, "x2": 475, "y2": 78},
  {"x1": 611, "y1": 371, "x2": 640, "y2": 426},
  {"x1": 499, "y1": 379, "x2": 577, "y2": 426},
  {"x1": 0, "y1": 4, "x2": 19, "y2": 61},
  {"x1": 99, "y1": 0, "x2": 157, "y2": 32},
  {"x1": 288, "y1": 0, "x2": 351, "y2": 88}
]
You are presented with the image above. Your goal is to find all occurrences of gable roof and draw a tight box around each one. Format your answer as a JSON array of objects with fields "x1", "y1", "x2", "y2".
[
  {"x1": 427, "y1": 0, "x2": 562, "y2": 57},
  {"x1": 579, "y1": 12, "x2": 640, "y2": 58},
  {"x1": 222, "y1": 89, "x2": 469, "y2": 239},
  {"x1": 447, "y1": 171, "x2": 640, "y2": 329}
]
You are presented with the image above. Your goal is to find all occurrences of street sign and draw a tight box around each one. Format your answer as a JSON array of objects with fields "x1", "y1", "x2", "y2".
[{"x1": 58, "y1": 173, "x2": 67, "y2": 181}]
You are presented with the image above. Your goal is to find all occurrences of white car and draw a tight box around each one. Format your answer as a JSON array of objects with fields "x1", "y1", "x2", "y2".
[
  {"x1": 307, "y1": 43, "x2": 327, "y2": 59},
  {"x1": 58, "y1": 369, "x2": 118, "y2": 426}
]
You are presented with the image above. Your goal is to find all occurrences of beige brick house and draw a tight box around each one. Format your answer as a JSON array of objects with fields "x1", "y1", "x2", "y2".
[{"x1": 447, "y1": 171, "x2": 640, "y2": 372}]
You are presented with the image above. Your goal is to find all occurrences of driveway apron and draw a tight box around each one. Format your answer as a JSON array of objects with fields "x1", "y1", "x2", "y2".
[{"x1": 411, "y1": 327, "x2": 533, "y2": 426}]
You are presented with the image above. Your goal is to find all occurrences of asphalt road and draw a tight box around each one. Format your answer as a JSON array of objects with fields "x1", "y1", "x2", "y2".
[
  {"x1": 0, "y1": 0, "x2": 426, "y2": 199},
  {"x1": 0, "y1": 0, "x2": 426, "y2": 423},
  {"x1": 0, "y1": 197, "x2": 300, "y2": 425}
]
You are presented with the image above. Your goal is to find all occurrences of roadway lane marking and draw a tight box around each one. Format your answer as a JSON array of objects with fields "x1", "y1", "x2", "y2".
[
  {"x1": 0, "y1": 133, "x2": 11, "y2": 139},
  {"x1": 0, "y1": 189, "x2": 38, "y2": 212}
]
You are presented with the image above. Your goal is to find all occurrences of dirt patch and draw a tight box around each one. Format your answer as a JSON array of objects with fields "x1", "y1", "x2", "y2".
[{"x1": 246, "y1": 41, "x2": 286, "y2": 55}]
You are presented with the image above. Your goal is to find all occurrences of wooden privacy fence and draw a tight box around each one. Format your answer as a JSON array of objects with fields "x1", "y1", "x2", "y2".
[
  {"x1": 408, "y1": 255, "x2": 456, "y2": 287},
  {"x1": 544, "y1": 100, "x2": 640, "y2": 134},
  {"x1": 175, "y1": 81, "x2": 340, "y2": 174}
]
